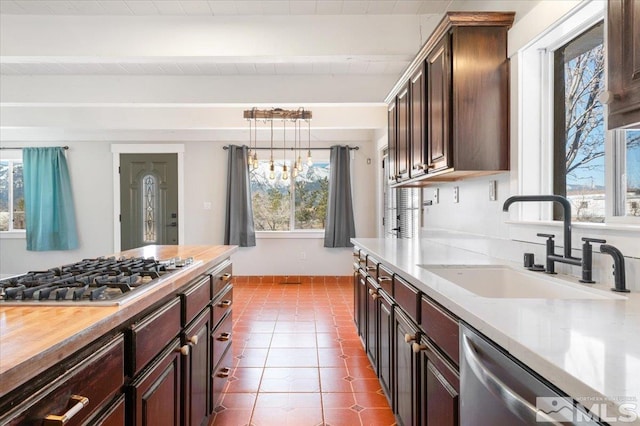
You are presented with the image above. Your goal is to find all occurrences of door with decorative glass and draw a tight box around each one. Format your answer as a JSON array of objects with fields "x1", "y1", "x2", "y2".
[{"x1": 120, "y1": 153, "x2": 178, "y2": 250}]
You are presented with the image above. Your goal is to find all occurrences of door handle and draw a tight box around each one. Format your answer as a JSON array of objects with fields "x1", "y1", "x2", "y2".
[{"x1": 166, "y1": 222, "x2": 177, "y2": 227}]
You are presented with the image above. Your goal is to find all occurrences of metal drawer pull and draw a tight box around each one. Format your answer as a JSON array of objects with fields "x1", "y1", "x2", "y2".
[
  {"x1": 218, "y1": 299, "x2": 232, "y2": 307},
  {"x1": 217, "y1": 367, "x2": 231, "y2": 378},
  {"x1": 217, "y1": 332, "x2": 231, "y2": 341},
  {"x1": 178, "y1": 344, "x2": 190, "y2": 356},
  {"x1": 365, "y1": 266, "x2": 376, "y2": 271},
  {"x1": 412, "y1": 342, "x2": 428, "y2": 353},
  {"x1": 377, "y1": 276, "x2": 392, "y2": 283},
  {"x1": 44, "y1": 395, "x2": 89, "y2": 425},
  {"x1": 220, "y1": 273, "x2": 232, "y2": 281},
  {"x1": 461, "y1": 335, "x2": 562, "y2": 425},
  {"x1": 187, "y1": 335, "x2": 199, "y2": 346},
  {"x1": 404, "y1": 333, "x2": 416, "y2": 343}
]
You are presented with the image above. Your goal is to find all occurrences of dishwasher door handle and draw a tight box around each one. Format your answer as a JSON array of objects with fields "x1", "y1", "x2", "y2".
[{"x1": 462, "y1": 335, "x2": 563, "y2": 425}]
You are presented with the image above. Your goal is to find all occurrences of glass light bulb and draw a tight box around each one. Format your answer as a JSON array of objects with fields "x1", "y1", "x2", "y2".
[
  {"x1": 292, "y1": 168, "x2": 298, "y2": 178},
  {"x1": 269, "y1": 162, "x2": 275, "y2": 180},
  {"x1": 282, "y1": 164, "x2": 288, "y2": 180},
  {"x1": 307, "y1": 155, "x2": 313, "y2": 167}
]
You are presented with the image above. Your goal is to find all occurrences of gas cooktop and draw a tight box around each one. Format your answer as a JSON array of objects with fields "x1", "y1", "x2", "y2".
[{"x1": 0, "y1": 255, "x2": 199, "y2": 306}]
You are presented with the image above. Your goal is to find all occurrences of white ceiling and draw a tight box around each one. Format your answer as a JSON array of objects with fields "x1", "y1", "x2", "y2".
[{"x1": 0, "y1": 0, "x2": 451, "y2": 16}]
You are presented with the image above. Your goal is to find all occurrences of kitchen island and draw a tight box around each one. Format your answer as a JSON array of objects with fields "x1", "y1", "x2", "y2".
[
  {"x1": 0, "y1": 244, "x2": 236, "y2": 425},
  {"x1": 352, "y1": 237, "x2": 640, "y2": 425}
]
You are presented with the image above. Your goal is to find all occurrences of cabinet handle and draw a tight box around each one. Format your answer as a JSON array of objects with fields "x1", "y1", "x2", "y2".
[
  {"x1": 404, "y1": 333, "x2": 416, "y2": 343},
  {"x1": 43, "y1": 395, "x2": 89, "y2": 425},
  {"x1": 368, "y1": 289, "x2": 379, "y2": 300},
  {"x1": 220, "y1": 273, "x2": 232, "y2": 281},
  {"x1": 412, "y1": 342, "x2": 428, "y2": 353},
  {"x1": 187, "y1": 335, "x2": 199, "y2": 346},
  {"x1": 177, "y1": 344, "x2": 190, "y2": 356},
  {"x1": 365, "y1": 266, "x2": 376, "y2": 272},
  {"x1": 217, "y1": 367, "x2": 231, "y2": 378},
  {"x1": 217, "y1": 332, "x2": 231, "y2": 341},
  {"x1": 377, "y1": 276, "x2": 391, "y2": 283},
  {"x1": 218, "y1": 299, "x2": 232, "y2": 307},
  {"x1": 427, "y1": 163, "x2": 436, "y2": 170},
  {"x1": 599, "y1": 90, "x2": 620, "y2": 104}
]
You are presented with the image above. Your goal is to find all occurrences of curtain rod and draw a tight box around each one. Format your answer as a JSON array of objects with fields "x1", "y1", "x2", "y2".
[
  {"x1": 0, "y1": 145, "x2": 69, "y2": 150},
  {"x1": 223, "y1": 145, "x2": 358, "y2": 151}
]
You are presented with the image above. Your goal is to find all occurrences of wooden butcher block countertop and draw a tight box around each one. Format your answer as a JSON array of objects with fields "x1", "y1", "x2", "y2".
[{"x1": 0, "y1": 245, "x2": 237, "y2": 398}]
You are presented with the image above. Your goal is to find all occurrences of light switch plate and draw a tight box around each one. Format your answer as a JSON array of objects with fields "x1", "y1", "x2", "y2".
[
  {"x1": 433, "y1": 188, "x2": 439, "y2": 204},
  {"x1": 489, "y1": 180, "x2": 497, "y2": 201},
  {"x1": 453, "y1": 186, "x2": 459, "y2": 203}
]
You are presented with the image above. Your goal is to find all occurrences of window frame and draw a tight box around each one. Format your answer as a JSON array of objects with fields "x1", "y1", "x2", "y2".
[
  {"x1": 251, "y1": 157, "x2": 330, "y2": 238},
  {"x1": 514, "y1": 0, "x2": 639, "y2": 229},
  {"x1": 0, "y1": 152, "x2": 26, "y2": 237}
]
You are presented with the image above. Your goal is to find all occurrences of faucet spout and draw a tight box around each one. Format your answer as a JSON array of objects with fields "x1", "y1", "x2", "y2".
[
  {"x1": 600, "y1": 244, "x2": 629, "y2": 293},
  {"x1": 502, "y1": 195, "x2": 573, "y2": 259}
]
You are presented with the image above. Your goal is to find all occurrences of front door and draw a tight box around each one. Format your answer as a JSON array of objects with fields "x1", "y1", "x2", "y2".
[{"x1": 120, "y1": 153, "x2": 178, "y2": 250}]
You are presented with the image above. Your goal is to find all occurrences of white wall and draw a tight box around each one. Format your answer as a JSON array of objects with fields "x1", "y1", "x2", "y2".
[
  {"x1": 0, "y1": 136, "x2": 377, "y2": 277},
  {"x1": 419, "y1": 0, "x2": 640, "y2": 291}
]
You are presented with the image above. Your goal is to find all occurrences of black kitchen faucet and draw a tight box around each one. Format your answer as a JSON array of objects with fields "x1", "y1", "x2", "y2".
[{"x1": 502, "y1": 195, "x2": 628, "y2": 292}]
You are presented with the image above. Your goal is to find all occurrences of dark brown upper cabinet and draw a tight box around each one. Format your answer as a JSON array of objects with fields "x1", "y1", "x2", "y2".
[
  {"x1": 410, "y1": 63, "x2": 427, "y2": 178},
  {"x1": 397, "y1": 86, "x2": 411, "y2": 181},
  {"x1": 606, "y1": 0, "x2": 640, "y2": 129},
  {"x1": 387, "y1": 101, "x2": 397, "y2": 182},
  {"x1": 386, "y1": 12, "x2": 514, "y2": 186}
]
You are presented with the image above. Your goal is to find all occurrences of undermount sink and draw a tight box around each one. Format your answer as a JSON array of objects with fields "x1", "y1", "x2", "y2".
[{"x1": 419, "y1": 265, "x2": 626, "y2": 300}]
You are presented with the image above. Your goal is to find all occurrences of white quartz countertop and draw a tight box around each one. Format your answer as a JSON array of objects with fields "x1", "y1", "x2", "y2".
[{"x1": 352, "y1": 237, "x2": 640, "y2": 424}]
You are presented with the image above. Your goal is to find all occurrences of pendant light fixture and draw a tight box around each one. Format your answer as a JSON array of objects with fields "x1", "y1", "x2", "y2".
[
  {"x1": 242, "y1": 107, "x2": 313, "y2": 179},
  {"x1": 282, "y1": 119, "x2": 289, "y2": 180}
]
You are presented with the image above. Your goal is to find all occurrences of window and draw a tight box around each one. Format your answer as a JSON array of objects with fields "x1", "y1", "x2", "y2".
[
  {"x1": 250, "y1": 159, "x2": 329, "y2": 231},
  {"x1": 519, "y1": 0, "x2": 638, "y2": 226},
  {"x1": 382, "y1": 152, "x2": 420, "y2": 238},
  {"x1": 0, "y1": 160, "x2": 25, "y2": 232}
]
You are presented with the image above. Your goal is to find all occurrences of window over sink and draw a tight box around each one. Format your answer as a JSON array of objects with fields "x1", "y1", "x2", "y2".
[{"x1": 519, "y1": 0, "x2": 639, "y2": 225}]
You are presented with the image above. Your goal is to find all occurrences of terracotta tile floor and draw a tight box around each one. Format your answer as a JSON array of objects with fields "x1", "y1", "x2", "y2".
[{"x1": 210, "y1": 276, "x2": 396, "y2": 426}]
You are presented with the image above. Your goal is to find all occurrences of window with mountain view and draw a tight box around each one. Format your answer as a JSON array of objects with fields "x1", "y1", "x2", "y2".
[
  {"x1": 0, "y1": 160, "x2": 25, "y2": 232},
  {"x1": 553, "y1": 22, "x2": 640, "y2": 222},
  {"x1": 249, "y1": 160, "x2": 329, "y2": 231}
]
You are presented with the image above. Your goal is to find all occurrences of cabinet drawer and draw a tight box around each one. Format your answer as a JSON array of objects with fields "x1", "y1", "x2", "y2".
[
  {"x1": 0, "y1": 334, "x2": 125, "y2": 426},
  {"x1": 394, "y1": 275, "x2": 420, "y2": 322},
  {"x1": 212, "y1": 285, "x2": 233, "y2": 329},
  {"x1": 211, "y1": 261, "x2": 233, "y2": 298},
  {"x1": 85, "y1": 394, "x2": 126, "y2": 426},
  {"x1": 212, "y1": 312, "x2": 233, "y2": 370},
  {"x1": 377, "y1": 264, "x2": 393, "y2": 296},
  {"x1": 365, "y1": 255, "x2": 379, "y2": 278},
  {"x1": 128, "y1": 297, "x2": 181, "y2": 377},
  {"x1": 420, "y1": 295, "x2": 459, "y2": 365},
  {"x1": 180, "y1": 275, "x2": 212, "y2": 327},
  {"x1": 211, "y1": 345, "x2": 233, "y2": 410}
]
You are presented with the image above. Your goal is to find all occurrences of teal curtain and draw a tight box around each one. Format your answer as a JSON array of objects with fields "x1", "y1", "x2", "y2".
[{"x1": 23, "y1": 147, "x2": 79, "y2": 251}]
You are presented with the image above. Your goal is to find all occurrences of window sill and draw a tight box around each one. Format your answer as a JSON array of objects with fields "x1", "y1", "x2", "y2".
[
  {"x1": 0, "y1": 231, "x2": 26, "y2": 239},
  {"x1": 505, "y1": 220, "x2": 640, "y2": 233},
  {"x1": 256, "y1": 231, "x2": 325, "y2": 239}
]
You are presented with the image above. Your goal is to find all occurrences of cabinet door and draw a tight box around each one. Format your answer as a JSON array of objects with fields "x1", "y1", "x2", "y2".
[
  {"x1": 410, "y1": 63, "x2": 427, "y2": 177},
  {"x1": 426, "y1": 35, "x2": 452, "y2": 173},
  {"x1": 356, "y1": 270, "x2": 368, "y2": 344},
  {"x1": 416, "y1": 337, "x2": 459, "y2": 426},
  {"x1": 379, "y1": 293, "x2": 393, "y2": 402},
  {"x1": 397, "y1": 86, "x2": 410, "y2": 181},
  {"x1": 365, "y1": 277, "x2": 380, "y2": 373},
  {"x1": 183, "y1": 309, "x2": 212, "y2": 426},
  {"x1": 607, "y1": 0, "x2": 640, "y2": 128},
  {"x1": 388, "y1": 102, "x2": 397, "y2": 182},
  {"x1": 394, "y1": 309, "x2": 420, "y2": 426},
  {"x1": 128, "y1": 339, "x2": 182, "y2": 426}
]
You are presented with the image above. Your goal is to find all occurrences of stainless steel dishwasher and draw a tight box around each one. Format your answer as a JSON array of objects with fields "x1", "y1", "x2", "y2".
[{"x1": 460, "y1": 323, "x2": 601, "y2": 425}]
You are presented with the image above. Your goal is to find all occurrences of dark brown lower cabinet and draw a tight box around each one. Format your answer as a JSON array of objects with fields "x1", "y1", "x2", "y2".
[
  {"x1": 356, "y1": 269, "x2": 367, "y2": 344},
  {"x1": 394, "y1": 308, "x2": 420, "y2": 426},
  {"x1": 417, "y1": 336, "x2": 459, "y2": 426},
  {"x1": 378, "y1": 291, "x2": 394, "y2": 402},
  {"x1": 87, "y1": 394, "x2": 126, "y2": 425},
  {"x1": 365, "y1": 277, "x2": 381, "y2": 373},
  {"x1": 183, "y1": 308, "x2": 212, "y2": 426},
  {"x1": 128, "y1": 338, "x2": 183, "y2": 426}
]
